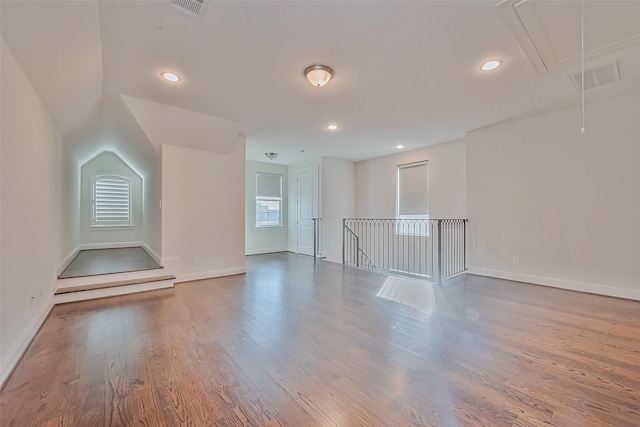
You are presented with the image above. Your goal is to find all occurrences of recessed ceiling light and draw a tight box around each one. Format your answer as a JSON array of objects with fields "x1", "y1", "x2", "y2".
[
  {"x1": 396, "y1": 144, "x2": 405, "y2": 149},
  {"x1": 327, "y1": 124, "x2": 339, "y2": 130},
  {"x1": 481, "y1": 60, "x2": 502, "y2": 71},
  {"x1": 161, "y1": 72, "x2": 181, "y2": 82}
]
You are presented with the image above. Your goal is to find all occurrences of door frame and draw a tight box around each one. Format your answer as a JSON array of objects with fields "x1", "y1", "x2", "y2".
[{"x1": 296, "y1": 165, "x2": 319, "y2": 255}]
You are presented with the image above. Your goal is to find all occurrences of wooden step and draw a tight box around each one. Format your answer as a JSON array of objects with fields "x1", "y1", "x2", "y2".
[
  {"x1": 54, "y1": 274, "x2": 176, "y2": 305},
  {"x1": 55, "y1": 268, "x2": 174, "y2": 292},
  {"x1": 55, "y1": 274, "x2": 176, "y2": 295}
]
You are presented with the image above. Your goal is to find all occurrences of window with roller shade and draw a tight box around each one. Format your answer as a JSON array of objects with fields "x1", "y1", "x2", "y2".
[
  {"x1": 91, "y1": 175, "x2": 133, "y2": 227},
  {"x1": 256, "y1": 173, "x2": 283, "y2": 227},
  {"x1": 396, "y1": 161, "x2": 429, "y2": 235}
]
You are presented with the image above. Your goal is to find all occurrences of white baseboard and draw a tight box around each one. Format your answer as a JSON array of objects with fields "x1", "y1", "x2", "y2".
[
  {"x1": 176, "y1": 266, "x2": 246, "y2": 283},
  {"x1": 0, "y1": 299, "x2": 54, "y2": 388},
  {"x1": 245, "y1": 247, "x2": 288, "y2": 255},
  {"x1": 79, "y1": 241, "x2": 142, "y2": 251},
  {"x1": 141, "y1": 243, "x2": 161, "y2": 265},
  {"x1": 467, "y1": 267, "x2": 640, "y2": 301},
  {"x1": 57, "y1": 245, "x2": 81, "y2": 276},
  {"x1": 160, "y1": 256, "x2": 182, "y2": 277}
]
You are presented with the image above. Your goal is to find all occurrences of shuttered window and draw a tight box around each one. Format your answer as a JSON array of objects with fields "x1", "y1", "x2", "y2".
[{"x1": 92, "y1": 175, "x2": 132, "y2": 227}]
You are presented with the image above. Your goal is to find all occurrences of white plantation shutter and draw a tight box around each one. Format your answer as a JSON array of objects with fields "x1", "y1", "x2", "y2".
[{"x1": 93, "y1": 175, "x2": 132, "y2": 226}]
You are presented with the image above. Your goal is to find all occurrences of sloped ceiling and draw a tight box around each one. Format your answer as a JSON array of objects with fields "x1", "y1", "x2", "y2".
[
  {"x1": 122, "y1": 95, "x2": 240, "y2": 154},
  {"x1": 0, "y1": 0, "x2": 103, "y2": 136},
  {"x1": 2, "y1": 1, "x2": 640, "y2": 165}
]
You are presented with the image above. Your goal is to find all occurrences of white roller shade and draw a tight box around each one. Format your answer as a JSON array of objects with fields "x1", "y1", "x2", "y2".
[
  {"x1": 397, "y1": 162, "x2": 429, "y2": 216},
  {"x1": 256, "y1": 173, "x2": 282, "y2": 198}
]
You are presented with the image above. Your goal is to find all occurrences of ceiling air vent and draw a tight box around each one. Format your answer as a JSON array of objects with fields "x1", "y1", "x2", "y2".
[
  {"x1": 171, "y1": 0, "x2": 205, "y2": 17},
  {"x1": 570, "y1": 61, "x2": 620, "y2": 91}
]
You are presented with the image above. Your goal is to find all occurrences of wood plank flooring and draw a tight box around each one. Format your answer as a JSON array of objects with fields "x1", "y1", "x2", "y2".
[{"x1": 2, "y1": 252, "x2": 639, "y2": 426}]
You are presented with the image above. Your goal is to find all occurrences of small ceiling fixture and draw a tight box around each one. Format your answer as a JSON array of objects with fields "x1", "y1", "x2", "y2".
[
  {"x1": 161, "y1": 72, "x2": 181, "y2": 82},
  {"x1": 265, "y1": 152, "x2": 278, "y2": 160},
  {"x1": 396, "y1": 144, "x2": 405, "y2": 149},
  {"x1": 481, "y1": 60, "x2": 502, "y2": 71},
  {"x1": 327, "y1": 124, "x2": 339, "y2": 130},
  {"x1": 305, "y1": 64, "x2": 334, "y2": 87}
]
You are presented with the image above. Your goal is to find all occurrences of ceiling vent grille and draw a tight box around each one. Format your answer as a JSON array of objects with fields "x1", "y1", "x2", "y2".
[
  {"x1": 171, "y1": 0, "x2": 205, "y2": 17},
  {"x1": 570, "y1": 61, "x2": 620, "y2": 91}
]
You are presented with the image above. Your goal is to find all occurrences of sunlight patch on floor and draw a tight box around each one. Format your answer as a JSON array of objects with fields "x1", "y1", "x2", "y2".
[{"x1": 376, "y1": 276, "x2": 436, "y2": 316}]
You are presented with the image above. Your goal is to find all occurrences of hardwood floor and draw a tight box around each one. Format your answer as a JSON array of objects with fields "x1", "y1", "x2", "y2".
[{"x1": 2, "y1": 252, "x2": 639, "y2": 426}]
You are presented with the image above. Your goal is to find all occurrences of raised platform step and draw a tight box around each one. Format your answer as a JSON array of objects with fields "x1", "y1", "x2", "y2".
[
  {"x1": 59, "y1": 246, "x2": 162, "y2": 279},
  {"x1": 54, "y1": 277, "x2": 175, "y2": 305},
  {"x1": 56, "y1": 268, "x2": 174, "y2": 293},
  {"x1": 55, "y1": 274, "x2": 176, "y2": 295},
  {"x1": 55, "y1": 268, "x2": 176, "y2": 304}
]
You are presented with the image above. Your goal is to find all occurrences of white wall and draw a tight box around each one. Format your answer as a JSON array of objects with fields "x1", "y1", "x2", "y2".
[
  {"x1": 321, "y1": 158, "x2": 355, "y2": 263},
  {"x1": 79, "y1": 151, "x2": 144, "y2": 246},
  {"x1": 355, "y1": 139, "x2": 467, "y2": 219},
  {"x1": 143, "y1": 159, "x2": 162, "y2": 260},
  {"x1": 245, "y1": 160, "x2": 288, "y2": 255},
  {"x1": 1, "y1": 39, "x2": 62, "y2": 383},
  {"x1": 61, "y1": 149, "x2": 81, "y2": 258},
  {"x1": 287, "y1": 158, "x2": 321, "y2": 252},
  {"x1": 467, "y1": 91, "x2": 640, "y2": 300},
  {"x1": 113, "y1": 94, "x2": 162, "y2": 258},
  {"x1": 161, "y1": 140, "x2": 246, "y2": 282}
]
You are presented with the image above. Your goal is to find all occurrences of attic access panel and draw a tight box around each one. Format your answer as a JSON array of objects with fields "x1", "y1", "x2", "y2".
[{"x1": 496, "y1": 0, "x2": 640, "y2": 73}]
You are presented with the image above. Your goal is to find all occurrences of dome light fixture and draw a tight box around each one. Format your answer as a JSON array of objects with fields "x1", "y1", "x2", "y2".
[
  {"x1": 481, "y1": 60, "x2": 502, "y2": 71},
  {"x1": 305, "y1": 64, "x2": 334, "y2": 87},
  {"x1": 396, "y1": 144, "x2": 405, "y2": 149},
  {"x1": 161, "y1": 72, "x2": 181, "y2": 82},
  {"x1": 326, "y1": 124, "x2": 339, "y2": 130},
  {"x1": 265, "y1": 152, "x2": 278, "y2": 160}
]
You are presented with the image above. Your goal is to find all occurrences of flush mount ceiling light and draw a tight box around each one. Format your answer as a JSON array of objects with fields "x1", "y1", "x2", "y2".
[
  {"x1": 161, "y1": 72, "x2": 181, "y2": 82},
  {"x1": 396, "y1": 144, "x2": 405, "y2": 149},
  {"x1": 481, "y1": 60, "x2": 502, "y2": 71},
  {"x1": 326, "y1": 124, "x2": 339, "y2": 130},
  {"x1": 265, "y1": 152, "x2": 278, "y2": 160},
  {"x1": 305, "y1": 64, "x2": 334, "y2": 87}
]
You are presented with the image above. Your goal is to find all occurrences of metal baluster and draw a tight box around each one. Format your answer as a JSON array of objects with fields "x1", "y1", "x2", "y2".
[
  {"x1": 437, "y1": 220, "x2": 442, "y2": 285},
  {"x1": 463, "y1": 220, "x2": 467, "y2": 272}
]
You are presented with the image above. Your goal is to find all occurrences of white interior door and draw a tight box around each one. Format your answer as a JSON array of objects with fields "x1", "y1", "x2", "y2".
[{"x1": 297, "y1": 166, "x2": 318, "y2": 256}]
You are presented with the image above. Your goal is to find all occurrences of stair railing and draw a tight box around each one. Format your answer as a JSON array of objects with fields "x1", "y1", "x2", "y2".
[
  {"x1": 342, "y1": 221, "x2": 377, "y2": 269},
  {"x1": 312, "y1": 218, "x2": 323, "y2": 261},
  {"x1": 342, "y1": 218, "x2": 467, "y2": 284}
]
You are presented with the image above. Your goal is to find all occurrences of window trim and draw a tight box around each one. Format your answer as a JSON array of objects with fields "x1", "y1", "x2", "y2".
[
  {"x1": 91, "y1": 174, "x2": 133, "y2": 229},
  {"x1": 255, "y1": 172, "x2": 283, "y2": 228}
]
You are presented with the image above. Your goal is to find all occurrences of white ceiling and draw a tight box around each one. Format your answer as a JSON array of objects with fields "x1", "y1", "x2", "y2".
[{"x1": 2, "y1": 1, "x2": 640, "y2": 165}]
